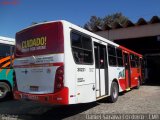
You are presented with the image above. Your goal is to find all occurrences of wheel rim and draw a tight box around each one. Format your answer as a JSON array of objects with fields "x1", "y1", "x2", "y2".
[
  {"x1": 0, "y1": 86, "x2": 9, "y2": 99},
  {"x1": 113, "y1": 85, "x2": 118, "y2": 98}
]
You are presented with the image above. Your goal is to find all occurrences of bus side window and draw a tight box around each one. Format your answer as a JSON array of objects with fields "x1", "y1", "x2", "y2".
[
  {"x1": 135, "y1": 55, "x2": 140, "y2": 67},
  {"x1": 116, "y1": 48, "x2": 123, "y2": 67},
  {"x1": 71, "y1": 32, "x2": 82, "y2": 48},
  {"x1": 130, "y1": 54, "x2": 136, "y2": 68},
  {"x1": 108, "y1": 45, "x2": 117, "y2": 66},
  {"x1": 71, "y1": 31, "x2": 93, "y2": 65}
]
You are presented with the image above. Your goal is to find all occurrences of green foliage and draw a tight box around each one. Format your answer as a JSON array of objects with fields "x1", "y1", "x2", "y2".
[
  {"x1": 84, "y1": 12, "x2": 129, "y2": 31},
  {"x1": 103, "y1": 13, "x2": 128, "y2": 25},
  {"x1": 31, "y1": 22, "x2": 38, "y2": 25},
  {"x1": 31, "y1": 21, "x2": 48, "y2": 25}
]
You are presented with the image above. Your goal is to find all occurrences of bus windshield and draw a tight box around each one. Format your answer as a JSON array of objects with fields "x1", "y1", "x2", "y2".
[{"x1": 15, "y1": 22, "x2": 64, "y2": 58}]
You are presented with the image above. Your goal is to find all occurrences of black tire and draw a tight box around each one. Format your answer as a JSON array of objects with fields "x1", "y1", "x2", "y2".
[
  {"x1": 108, "y1": 81, "x2": 119, "y2": 103},
  {"x1": 135, "y1": 78, "x2": 140, "y2": 89},
  {"x1": 0, "y1": 82, "x2": 11, "y2": 101}
]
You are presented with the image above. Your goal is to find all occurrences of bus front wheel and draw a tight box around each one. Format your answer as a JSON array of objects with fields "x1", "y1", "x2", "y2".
[
  {"x1": 108, "y1": 81, "x2": 119, "y2": 103},
  {"x1": 0, "y1": 82, "x2": 11, "y2": 101}
]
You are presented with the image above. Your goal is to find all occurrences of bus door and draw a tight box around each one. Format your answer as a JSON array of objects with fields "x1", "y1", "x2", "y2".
[
  {"x1": 123, "y1": 53, "x2": 131, "y2": 89},
  {"x1": 94, "y1": 42, "x2": 108, "y2": 98}
]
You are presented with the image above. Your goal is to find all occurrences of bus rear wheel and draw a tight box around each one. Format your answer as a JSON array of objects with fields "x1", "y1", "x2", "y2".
[
  {"x1": 0, "y1": 82, "x2": 11, "y2": 101},
  {"x1": 108, "y1": 81, "x2": 119, "y2": 103}
]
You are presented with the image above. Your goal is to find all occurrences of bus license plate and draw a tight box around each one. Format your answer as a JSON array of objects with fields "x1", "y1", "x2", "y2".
[
  {"x1": 30, "y1": 86, "x2": 39, "y2": 91},
  {"x1": 21, "y1": 94, "x2": 39, "y2": 100},
  {"x1": 21, "y1": 94, "x2": 28, "y2": 100}
]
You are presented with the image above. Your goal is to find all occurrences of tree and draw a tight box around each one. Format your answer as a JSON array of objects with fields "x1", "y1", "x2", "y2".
[
  {"x1": 84, "y1": 16, "x2": 103, "y2": 31},
  {"x1": 103, "y1": 13, "x2": 128, "y2": 26},
  {"x1": 31, "y1": 22, "x2": 38, "y2": 25},
  {"x1": 84, "y1": 12, "x2": 129, "y2": 31},
  {"x1": 31, "y1": 21, "x2": 48, "y2": 25}
]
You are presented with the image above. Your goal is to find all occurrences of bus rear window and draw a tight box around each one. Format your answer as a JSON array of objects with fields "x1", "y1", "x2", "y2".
[{"x1": 15, "y1": 22, "x2": 64, "y2": 58}]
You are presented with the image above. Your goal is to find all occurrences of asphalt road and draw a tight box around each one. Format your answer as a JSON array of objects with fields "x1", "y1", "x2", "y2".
[{"x1": 0, "y1": 85, "x2": 160, "y2": 120}]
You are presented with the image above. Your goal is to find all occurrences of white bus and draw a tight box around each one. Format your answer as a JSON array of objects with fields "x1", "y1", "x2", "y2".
[
  {"x1": 0, "y1": 36, "x2": 15, "y2": 101},
  {"x1": 14, "y1": 20, "x2": 143, "y2": 104}
]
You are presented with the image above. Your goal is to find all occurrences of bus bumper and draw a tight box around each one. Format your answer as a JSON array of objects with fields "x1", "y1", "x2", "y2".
[{"x1": 13, "y1": 87, "x2": 69, "y2": 105}]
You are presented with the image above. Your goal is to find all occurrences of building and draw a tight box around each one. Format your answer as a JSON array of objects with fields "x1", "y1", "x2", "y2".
[{"x1": 89, "y1": 16, "x2": 160, "y2": 84}]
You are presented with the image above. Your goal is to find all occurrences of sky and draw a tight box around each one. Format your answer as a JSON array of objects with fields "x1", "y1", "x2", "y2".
[{"x1": 0, "y1": 0, "x2": 160, "y2": 38}]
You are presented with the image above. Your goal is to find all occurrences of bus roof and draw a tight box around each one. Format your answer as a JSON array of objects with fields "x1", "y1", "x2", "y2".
[
  {"x1": 0, "y1": 36, "x2": 15, "y2": 45},
  {"x1": 16, "y1": 20, "x2": 118, "y2": 47},
  {"x1": 16, "y1": 20, "x2": 142, "y2": 57}
]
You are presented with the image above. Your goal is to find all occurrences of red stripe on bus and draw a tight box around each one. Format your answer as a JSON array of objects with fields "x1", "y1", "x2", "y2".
[
  {"x1": 119, "y1": 45, "x2": 142, "y2": 57},
  {"x1": 14, "y1": 87, "x2": 69, "y2": 105},
  {"x1": 53, "y1": 62, "x2": 63, "y2": 66},
  {"x1": 14, "y1": 62, "x2": 63, "y2": 68}
]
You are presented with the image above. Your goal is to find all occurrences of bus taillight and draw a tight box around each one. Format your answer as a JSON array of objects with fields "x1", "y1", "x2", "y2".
[{"x1": 54, "y1": 66, "x2": 64, "y2": 93}]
